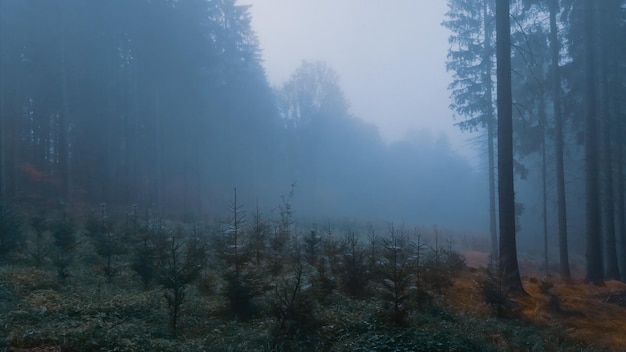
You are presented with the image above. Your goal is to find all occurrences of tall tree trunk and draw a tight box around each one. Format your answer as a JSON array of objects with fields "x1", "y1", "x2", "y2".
[
  {"x1": 540, "y1": 96, "x2": 549, "y2": 276},
  {"x1": 614, "y1": 27, "x2": 626, "y2": 283},
  {"x1": 58, "y1": 0, "x2": 71, "y2": 204},
  {"x1": 598, "y1": 0, "x2": 620, "y2": 280},
  {"x1": 617, "y1": 121, "x2": 626, "y2": 281},
  {"x1": 496, "y1": 0, "x2": 524, "y2": 294},
  {"x1": 484, "y1": 1, "x2": 498, "y2": 260},
  {"x1": 155, "y1": 88, "x2": 162, "y2": 209},
  {"x1": 0, "y1": 35, "x2": 5, "y2": 203},
  {"x1": 599, "y1": 48, "x2": 619, "y2": 280},
  {"x1": 549, "y1": 0, "x2": 571, "y2": 281},
  {"x1": 583, "y1": 0, "x2": 603, "y2": 285},
  {"x1": 488, "y1": 119, "x2": 498, "y2": 259}
]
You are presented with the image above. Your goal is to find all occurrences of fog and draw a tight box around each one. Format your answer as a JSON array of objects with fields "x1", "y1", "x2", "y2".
[{"x1": 1, "y1": 0, "x2": 618, "y2": 257}]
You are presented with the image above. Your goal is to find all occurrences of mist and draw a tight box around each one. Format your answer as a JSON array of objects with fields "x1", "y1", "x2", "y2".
[
  {"x1": 1, "y1": 0, "x2": 623, "y2": 266},
  {"x1": 3, "y1": 1, "x2": 626, "y2": 350},
  {"x1": 0, "y1": 0, "x2": 490, "y2": 235}
]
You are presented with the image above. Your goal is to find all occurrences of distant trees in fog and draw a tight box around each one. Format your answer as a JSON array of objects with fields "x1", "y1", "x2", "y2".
[{"x1": 0, "y1": 0, "x2": 486, "y2": 229}]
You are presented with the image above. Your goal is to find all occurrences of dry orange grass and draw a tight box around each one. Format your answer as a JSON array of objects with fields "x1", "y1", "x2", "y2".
[
  {"x1": 450, "y1": 251, "x2": 626, "y2": 350},
  {"x1": 516, "y1": 278, "x2": 626, "y2": 350},
  {"x1": 462, "y1": 251, "x2": 490, "y2": 269}
]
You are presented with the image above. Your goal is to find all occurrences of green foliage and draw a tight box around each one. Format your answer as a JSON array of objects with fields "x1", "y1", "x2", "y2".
[
  {"x1": 376, "y1": 226, "x2": 414, "y2": 325},
  {"x1": 421, "y1": 240, "x2": 467, "y2": 294},
  {"x1": 132, "y1": 228, "x2": 157, "y2": 290},
  {"x1": 0, "y1": 201, "x2": 22, "y2": 258},
  {"x1": 50, "y1": 214, "x2": 76, "y2": 282},
  {"x1": 271, "y1": 263, "x2": 318, "y2": 347},
  {"x1": 0, "y1": 223, "x2": 606, "y2": 352},
  {"x1": 85, "y1": 205, "x2": 125, "y2": 281},
  {"x1": 478, "y1": 260, "x2": 518, "y2": 318},
  {"x1": 303, "y1": 228, "x2": 320, "y2": 266},
  {"x1": 156, "y1": 234, "x2": 202, "y2": 335},
  {"x1": 28, "y1": 210, "x2": 49, "y2": 266},
  {"x1": 339, "y1": 231, "x2": 368, "y2": 297}
]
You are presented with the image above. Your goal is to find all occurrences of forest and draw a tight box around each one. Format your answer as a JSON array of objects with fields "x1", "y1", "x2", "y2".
[{"x1": 0, "y1": 0, "x2": 626, "y2": 351}]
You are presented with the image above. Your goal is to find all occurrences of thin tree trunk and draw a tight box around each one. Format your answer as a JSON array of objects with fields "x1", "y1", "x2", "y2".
[
  {"x1": 496, "y1": 0, "x2": 524, "y2": 294},
  {"x1": 583, "y1": 0, "x2": 603, "y2": 285},
  {"x1": 549, "y1": 0, "x2": 571, "y2": 281}
]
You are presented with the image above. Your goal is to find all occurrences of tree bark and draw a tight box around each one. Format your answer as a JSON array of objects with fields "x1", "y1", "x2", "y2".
[
  {"x1": 484, "y1": 1, "x2": 498, "y2": 260},
  {"x1": 597, "y1": 0, "x2": 620, "y2": 281},
  {"x1": 496, "y1": 0, "x2": 524, "y2": 294},
  {"x1": 59, "y1": 0, "x2": 71, "y2": 203},
  {"x1": 549, "y1": 0, "x2": 571, "y2": 281},
  {"x1": 583, "y1": 0, "x2": 604, "y2": 285},
  {"x1": 540, "y1": 95, "x2": 549, "y2": 276}
]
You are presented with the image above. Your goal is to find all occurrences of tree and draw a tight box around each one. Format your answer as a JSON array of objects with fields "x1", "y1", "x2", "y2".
[
  {"x1": 339, "y1": 230, "x2": 368, "y2": 297},
  {"x1": 51, "y1": 209, "x2": 76, "y2": 282},
  {"x1": 86, "y1": 204, "x2": 125, "y2": 281},
  {"x1": 277, "y1": 61, "x2": 351, "y2": 200},
  {"x1": 156, "y1": 233, "x2": 202, "y2": 336},
  {"x1": 443, "y1": 0, "x2": 499, "y2": 258},
  {"x1": 581, "y1": 0, "x2": 603, "y2": 285},
  {"x1": 548, "y1": 0, "x2": 571, "y2": 281},
  {"x1": 377, "y1": 225, "x2": 413, "y2": 325},
  {"x1": 0, "y1": 202, "x2": 21, "y2": 258},
  {"x1": 496, "y1": 0, "x2": 524, "y2": 294}
]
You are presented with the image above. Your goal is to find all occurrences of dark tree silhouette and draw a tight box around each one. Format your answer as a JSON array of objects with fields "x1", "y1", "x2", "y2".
[
  {"x1": 548, "y1": 0, "x2": 571, "y2": 281},
  {"x1": 496, "y1": 0, "x2": 524, "y2": 295},
  {"x1": 582, "y1": 0, "x2": 603, "y2": 285}
]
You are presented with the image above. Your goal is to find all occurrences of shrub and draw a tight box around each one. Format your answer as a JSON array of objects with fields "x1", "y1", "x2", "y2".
[
  {"x1": 271, "y1": 263, "x2": 318, "y2": 347},
  {"x1": 376, "y1": 225, "x2": 413, "y2": 325},
  {"x1": 339, "y1": 231, "x2": 368, "y2": 297},
  {"x1": 132, "y1": 227, "x2": 157, "y2": 290},
  {"x1": 478, "y1": 260, "x2": 518, "y2": 318},
  {"x1": 28, "y1": 210, "x2": 49, "y2": 266},
  {"x1": 51, "y1": 213, "x2": 77, "y2": 282},
  {"x1": 156, "y1": 233, "x2": 202, "y2": 336},
  {"x1": 421, "y1": 243, "x2": 466, "y2": 294},
  {"x1": 85, "y1": 205, "x2": 125, "y2": 281},
  {"x1": 0, "y1": 201, "x2": 22, "y2": 259}
]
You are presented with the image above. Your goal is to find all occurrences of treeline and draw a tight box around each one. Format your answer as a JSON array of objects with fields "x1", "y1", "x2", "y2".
[
  {"x1": 0, "y1": 1, "x2": 485, "y2": 227},
  {"x1": 444, "y1": 0, "x2": 626, "y2": 282},
  {"x1": 0, "y1": 0, "x2": 276, "y2": 211}
]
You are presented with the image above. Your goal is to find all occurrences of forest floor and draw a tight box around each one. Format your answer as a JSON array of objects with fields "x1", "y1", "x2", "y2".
[
  {"x1": 1, "y1": 252, "x2": 624, "y2": 351},
  {"x1": 459, "y1": 250, "x2": 626, "y2": 351}
]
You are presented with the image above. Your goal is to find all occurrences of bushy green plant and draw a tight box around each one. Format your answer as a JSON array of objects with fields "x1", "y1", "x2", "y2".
[
  {"x1": 421, "y1": 242, "x2": 466, "y2": 294},
  {"x1": 376, "y1": 225, "x2": 413, "y2": 325},
  {"x1": 478, "y1": 259, "x2": 517, "y2": 318},
  {"x1": 339, "y1": 231, "x2": 368, "y2": 297},
  {"x1": 0, "y1": 201, "x2": 22, "y2": 259},
  {"x1": 85, "y1": 204, "x2": 125, "y2": 281},
  {"x1": 132, "y1": 227, "x2": 157, "y2": 290},
  {"x1": 271, "y1": 263, "x2": 318, "y2": 348},
  {"x1": 156, "y1": 233, "x2": 202, "y2": 336},
  {"x1": 51, "y1": 212, "x2": 76, "y2": 282},
  {"x1": 28, "y1": 210, "x2": 49, "y2": 266}
]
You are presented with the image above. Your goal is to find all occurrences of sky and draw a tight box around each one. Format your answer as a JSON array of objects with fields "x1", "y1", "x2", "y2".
[{"x1": 237, "y1": 0, "x2": 478, "y2": 159}]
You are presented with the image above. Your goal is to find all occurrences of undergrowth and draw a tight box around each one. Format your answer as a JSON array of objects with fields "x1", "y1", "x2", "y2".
[{"x1": 0, "y1": 263, "x2": 604, "y2": 352}]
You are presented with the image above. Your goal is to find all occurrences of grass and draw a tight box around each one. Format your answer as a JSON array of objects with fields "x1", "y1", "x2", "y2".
[{"x1": 1, "y1": 256, "x2": 616, "y2": 352}]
